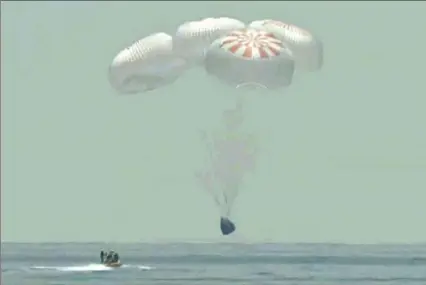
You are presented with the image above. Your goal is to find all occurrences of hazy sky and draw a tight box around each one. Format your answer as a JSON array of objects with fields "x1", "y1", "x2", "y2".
[{"x1": 2, "y1": 1, "x2": 426, "y2": 243}]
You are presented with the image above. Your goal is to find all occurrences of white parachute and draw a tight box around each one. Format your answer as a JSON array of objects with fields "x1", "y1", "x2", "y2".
[
  {"x1": 108, "y1": 17, "x2": 323, "y2": 94},
  {"x1": 108, "y1": 32, "x2": 188, "y2": 94},
  {"x1": 173, "y1": 17, "x2": 246, "y2": 65},
  {"x1": 249, "y1": 20, "x2": 323, "y2": 72},
  {"x1": 204, "y1": 28, "x2": 295, "y2": 89}
]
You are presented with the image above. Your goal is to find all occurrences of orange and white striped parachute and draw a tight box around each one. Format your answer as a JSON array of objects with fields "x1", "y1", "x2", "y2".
[
  {"x1": 204, "y1": 28, "x2": 295, "y2": 89},
  {"x1": 109, "y1": 32, "x2": 188, "y2": 94},
  {"x1": 249, "y1": 20, "x2": 323, "y2": 72}
]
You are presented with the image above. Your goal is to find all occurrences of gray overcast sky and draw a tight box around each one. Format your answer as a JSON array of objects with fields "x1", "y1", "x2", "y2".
[{"x1": 2, "y1": 1, "x2": 426, "y2": 243}]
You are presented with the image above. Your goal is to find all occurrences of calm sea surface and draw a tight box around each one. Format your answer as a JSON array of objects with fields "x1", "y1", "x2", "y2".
[{"x1": 2, "y1": 243, "x2": 426, "y2": 285}]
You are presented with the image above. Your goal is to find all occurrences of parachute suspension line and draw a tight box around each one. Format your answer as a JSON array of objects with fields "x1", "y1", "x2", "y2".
[
  {"x1": 199, "y1": 126, "x2": 240, "y2": 218},
  {"x1": 212, "y1": 193, "x2": 221, "y2": 207},
  {"x1": 222, "y1": 190, "x2": 231, "y2": 217},
  {"x1": 222, "y1": 97, "x2": 246, "y2": 216},
  {"x1": 198, "y1": 130, "x2": 223, "y2": 209},
  {"x1": 223, "y1": 178, "x2": 240, "y2": 217},
  {"x1": 195, "y1": 170, "x2": 221, "y2": 208}
]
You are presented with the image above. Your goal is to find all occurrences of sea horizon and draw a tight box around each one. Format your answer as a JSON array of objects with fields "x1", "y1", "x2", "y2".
[{"x1": 3, "y1": 241, "x2": 426, "y2": 245}]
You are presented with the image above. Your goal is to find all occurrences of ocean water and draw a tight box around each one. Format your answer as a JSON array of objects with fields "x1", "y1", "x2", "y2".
[{"x1": 2, "y1": 243, "x2": 426, "y2": 285}]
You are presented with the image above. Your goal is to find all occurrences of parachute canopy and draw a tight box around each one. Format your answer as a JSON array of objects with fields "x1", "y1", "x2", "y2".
[
  {"x1": 109, "y1": 32, "x2": 188, "y2": 94},
  {"x1": 220, "y1": 217, "x2": 236, "y2": 235},
  {"x1": 173, "y1": 17, "x2": 245, "y2": 65},
  {"x1": 204, "y1": 28, "x2": 295, "y2": 89},
  {"x1": 249, "y1": 20, "x2": 323, "y2": 71},
  {"x1": 108, "y1": 17, "x2": 323, "y2": 94}
]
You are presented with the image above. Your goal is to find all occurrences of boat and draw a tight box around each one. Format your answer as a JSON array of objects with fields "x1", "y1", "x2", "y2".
[{"x1": 104, "y1": 261, "x2": 122, "y2": 268}]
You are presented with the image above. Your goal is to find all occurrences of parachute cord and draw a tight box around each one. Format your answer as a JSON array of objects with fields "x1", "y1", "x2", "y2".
[
  {"x1": 199, "y1": 130, "x2": 223, "y2": 210},
  {"x1": 212, "y1": 192, "x2": 221, "y2": 207},
  {"x1": 222, "y1": 192, "x2": 229, "y2": 216}
]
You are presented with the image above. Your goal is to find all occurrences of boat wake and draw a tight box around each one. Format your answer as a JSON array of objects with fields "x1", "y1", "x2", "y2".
[{"x1": 31, "y1": 264, "x2": 153, "y2": 272}]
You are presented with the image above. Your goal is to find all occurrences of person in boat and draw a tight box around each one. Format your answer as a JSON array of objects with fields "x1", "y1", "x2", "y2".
[
  {"x1": 111, "y1": 252, "x2": 120, "y2": 263},
  {"x1": 104, "y1": 250, "x2": 114, "y2": 264}
]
